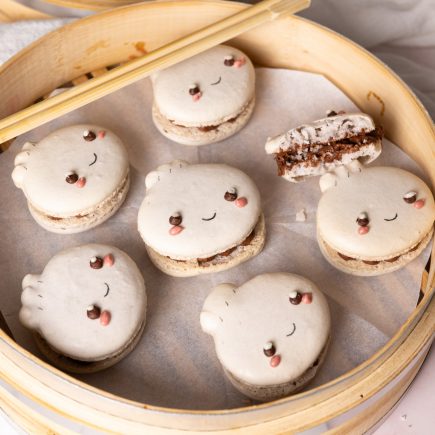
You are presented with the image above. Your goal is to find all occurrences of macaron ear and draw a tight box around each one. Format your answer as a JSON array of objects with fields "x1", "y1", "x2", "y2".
[
  {"x1": 319, "y1": 173, "x2": 338, "y2": 193},
  {"x1": 12, "y1": 166, "x2": 27, "y2": 188},
  {"x1": 145, "y1": 160, "x2": 189, "y2": 189},
  {"x1": 200, "y1": 283, "x2": 237, "y2": 335},
  {"x1": 12, "y1": 143, "x2": 36, "y2": 188},
  {"x1": 319, "y1": 161, "x2": 365, "y2": 193}
]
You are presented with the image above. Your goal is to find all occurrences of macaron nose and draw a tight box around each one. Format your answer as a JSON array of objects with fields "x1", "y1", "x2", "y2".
[{"x1": 270, "y1": 354, "x2": 281, "y2": 368}]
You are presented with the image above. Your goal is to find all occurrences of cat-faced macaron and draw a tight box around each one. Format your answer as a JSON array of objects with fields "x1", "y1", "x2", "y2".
[
  {"x1": 151, "y1": 45, "x2": 255, "y2": 146},
  {"x1": 137, "y1": 160, "x2": 265, "y2": 277},
  {"x1": 12, "y1": 125, "x2": 129, "y2": 234},
  {"x1": 201, "y1": 273, "x2": 331, "y2": 401}
]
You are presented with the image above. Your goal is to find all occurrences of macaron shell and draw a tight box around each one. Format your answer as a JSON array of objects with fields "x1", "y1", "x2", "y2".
[
  {"x1": 201, "y1": 273, "x2": 331, "y2": 386},
  {"x1": 13, "y1": 125, "x2": 129, "y2": 216},
  {"x1": 317, "y1": 167, "x2": 435, "y2": 259},
  {"x1": 138, "y1": 163, "x2": 261, "y2": 260},
  {"x1": 152, "y1": 45, "x2": 255, "y2": 127},
  {"x1": 19, "y1": 244, "x2": 146, "y2": 361}
]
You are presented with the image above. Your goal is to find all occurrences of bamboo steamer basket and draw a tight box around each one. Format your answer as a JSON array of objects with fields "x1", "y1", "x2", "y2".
[{"x1": 0, "y1": 1, "x2": 434, "y2": 433}]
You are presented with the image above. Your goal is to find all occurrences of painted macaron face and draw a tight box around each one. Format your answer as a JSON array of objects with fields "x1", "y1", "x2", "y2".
[
  {"x1": 19, "y1": 245, "x2": 146, "y2": 361},
  {"x1": 317, "y1": 166, "x2": 435, "y2": 260},
  {"x1": 152, "y1": 45, "x2": 255, "y2": 126},
  {"x1": 200, "y1": 273, "x2": 330, "y2": 386},
  {"x1": 12, "y1": 125, "x2": 129, "y2": 216},
  {"x1": 138, "y1": 161, "x2": 261, "y2": 260}
]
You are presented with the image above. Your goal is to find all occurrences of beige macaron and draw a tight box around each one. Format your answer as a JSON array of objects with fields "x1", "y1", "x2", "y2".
[{"x1": 151, "y1": 44, "x2": 255, "y2": 146}]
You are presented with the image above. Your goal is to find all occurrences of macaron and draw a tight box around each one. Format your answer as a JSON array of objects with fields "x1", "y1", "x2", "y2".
[
  {"x1": 317, "y1": 165, "x2": 435, "y2": 275},
  {"x1": 19, "y1": 244, "x2": 146, "y2": 373},
  {"x1": 200, "y1": 273, "x2": 331, "y2": 401},
  {"x1": 151, "y1": 44, "x2": 255, "y2": 146},
  {"x1": 265, "y1": 111, "x2": 382, "y2": 182},
  {"x1": 12, "y1": 125, "x2": 130, "y2": 234},
  {"x1": 137, "y1": 160, "x2": 265, "y2": 277}
]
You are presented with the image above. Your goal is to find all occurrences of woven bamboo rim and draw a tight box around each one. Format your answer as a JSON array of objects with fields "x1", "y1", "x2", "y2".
[{"x1": 0, "y1": 1, "x2": 434, "y2": 432}]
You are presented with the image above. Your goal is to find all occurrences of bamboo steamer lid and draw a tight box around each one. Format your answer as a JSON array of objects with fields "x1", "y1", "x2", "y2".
[{"x1": 0, "y1": 1, "x2": 434, "y2": 433}]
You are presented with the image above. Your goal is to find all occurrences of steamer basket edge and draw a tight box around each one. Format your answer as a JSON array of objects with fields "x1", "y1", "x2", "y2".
[{"x1": 0, "y1": 1, "x2": 434, "y2": 432}]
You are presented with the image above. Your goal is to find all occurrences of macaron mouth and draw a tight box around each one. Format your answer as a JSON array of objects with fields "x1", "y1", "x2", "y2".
[
  {"x1": 384, "y1": 213, "x2": 398, "y2": 221},
  {"x1": 89, "y1": 153, "x2": 98, "y2": 166},
  {"x1": 201, "y1": 212, "x2": 217, "y2": 221},
  {"x1": 210, "y1": 76, "x2": 222, "y2": 86},
  {"x1": 104, "y1": 282, "x2": 110, "y2": 297},
  {"x1": 286, "y1": 322, "x2": 296, "y2": 337}
]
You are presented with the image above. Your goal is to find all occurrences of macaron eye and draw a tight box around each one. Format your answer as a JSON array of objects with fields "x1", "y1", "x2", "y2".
[
  {"x1": 289, "y1": 290, "x2": 302, "y2": 305},
  {"x1": 403, "y1": 191, "x2": 417, "y2": 203},
  {"x1": 87, "y1": 304, "x2": 101, "y2": 319},
  {"x1": 90, "y1": 256, "x2": 103, "y2": 269},
  {"x1": 65, "y1": 171, "x2": 78, "y2": 184},
  {"x1": 224, "y1": 187, "x2": 238, "y2": 201},
  {"x1": 188, "y1": 84, "x2": 200, "y2": 96},
  {"x1": 169, "y1": 212, "x2": 182, "y2": 226},
  {"x1": 356, "y1": 212, "x2": 369, "y2": 227},
  {"x1": 83, "y1": 130, "x2": 96, "y2": 141},
  {"x1": 224, "y1": 55, "x2": 235, "y2": 66},
  {"x1": 263, "y1": 341, "x2": 276, "y2": 357}
]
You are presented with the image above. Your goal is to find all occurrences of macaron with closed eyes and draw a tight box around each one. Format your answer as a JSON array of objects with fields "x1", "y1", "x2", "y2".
[
  {"x1": 19, "y1": 244, "x2": 146, "y2": 373},
  {"x1": 200, "y1": 273, "x2": 331, "y2": 401},
  {"x1": 151, "y1": 44, "x2": 255, "y2": 146},
  {"x1": 137, "y1": 160, "x2": 265, "y2": 277},
  {"x1": 12, "y1": 125, "x2": 130, "y2": 234},
  {"x1": 317, "y1": 164, "x2": 435, "y2": 275}
]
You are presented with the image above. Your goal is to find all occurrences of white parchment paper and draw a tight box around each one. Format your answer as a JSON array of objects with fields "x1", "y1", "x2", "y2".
[{"x1": 0, "y1": 69, "x2": 430, "y2": 410}]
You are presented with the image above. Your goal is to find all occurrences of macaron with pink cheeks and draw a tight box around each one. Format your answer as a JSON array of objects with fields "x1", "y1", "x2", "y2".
[
  {"x1": 137, "y1": 160, "x2": 265, "y2": 277},
  {"x1": 12, "y1": 125, "x2": 130, "y2": 234},
  {"x1": 200, "y1": 273, "x2": 331, "y2": 401},
  {"x1": 19, "y1": 244, "x2": 146, "y2": 373},
  {"x1": 151, "y1": 44, "x2": 255, "y2": 146},
  {"x1": 317, "y1": 165, "x2": 435, "y2": 276}
]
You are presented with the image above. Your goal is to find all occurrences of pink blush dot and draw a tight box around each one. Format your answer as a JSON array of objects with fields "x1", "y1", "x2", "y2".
[
  {"x1": 76, "y1": 177, "x2": 86, "y2": 188},
  {"x1": 414, "y1": 199, "x2": 425, "y2": 209},
  {"x1": 358, "y1": 226, "x2": 369, "y2": 235},
  {"x1": 234, "y1": 57, "x2": 246, "y2": 68},
  {"x1": 100, "y1": 310, "x2": 111, "y2": 326},
  {"x1": 235, "y1": 197, "x2": 248, "y2": 208},
  {"x1": 192, "y1": 92, "x2": 202, "y2": 102},
  {"x1": 104, "y1": 254, "x2": 114, "y2": 267},
  {"x1": 98, "y1": 130, "x2": 106, "y2": 139},
  {"x1": 302, "y1": 293, "x2": 313, "y2": 304},
  {"x1": 270, "y1": 355, "x2": 281, "y2": 368},
  {"x1": 169, "y1": 225, "x2": 184, "y2": 235}
]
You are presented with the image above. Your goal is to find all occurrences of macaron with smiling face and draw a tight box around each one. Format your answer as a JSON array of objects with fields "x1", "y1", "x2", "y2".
[
  {"x1": 19, "y1": 244, "x2": 146, "y2": 373},
  {"x1": 12, "y1": 125, "x2": 130, "y2": 234},
  {"x1": 151, "y1": 44, "x2": 255, "y2": 146},
  {"x1": 137, "y1": 160, "x2": 265, "y2": 277},
  {"x1": 317, "y1": 165, "x2": 435, "y2": 275},
  {"x1": 200, "y1": 273, "x2": 331, "y2": 401}
]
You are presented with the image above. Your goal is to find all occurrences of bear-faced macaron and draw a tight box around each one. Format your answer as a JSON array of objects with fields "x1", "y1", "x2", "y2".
[
  {"x1": 137, "y1": 160, "x2": 265, "y2": 277},
  {"x1": 151, "y1": 45, "x2": 255, "y2": 146},
  {"x1": 12, "y1": 125, "x2": 130, "y2": 234},
  {"x1": 19, "y1": 244, "x2": 146, "y2": 373},
  {"x1": 201, "y1": 273, "x2": 331, "y2": 401},
  {"x1": 317, "y1": 165, "x2": 435, "y2": 275}
]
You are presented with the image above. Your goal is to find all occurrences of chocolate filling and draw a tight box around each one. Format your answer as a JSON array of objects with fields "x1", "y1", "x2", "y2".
[
  {"x1": 337, "y1": 242, "x2": 420, "y2": 265},
  {"x1": 274, "y1": 126, "x2": 383, "y2": 176},
  {"x1": 172, "y1": 115, "x2": 239, "y2": 132},
  {"x1": 169, "y1": 229, "x2": 256, "y2": 266}
]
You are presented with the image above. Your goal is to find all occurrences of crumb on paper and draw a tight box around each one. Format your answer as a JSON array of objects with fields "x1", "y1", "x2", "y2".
[
  {"x1": 401, "y1": 414, "x2": 407, "y2": 421},
  {"x1": 295, "y1": 209, "x2": 306, "y2": 222}
]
